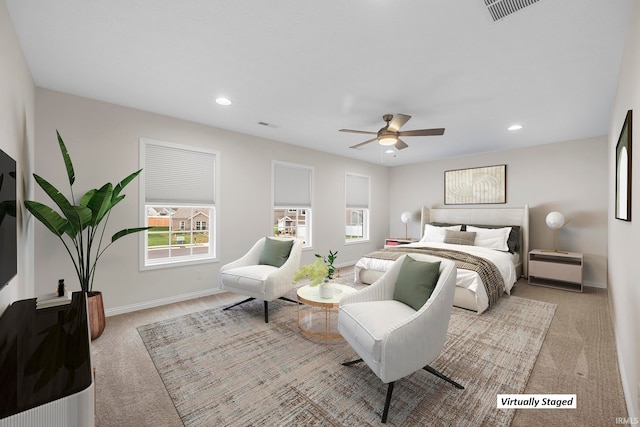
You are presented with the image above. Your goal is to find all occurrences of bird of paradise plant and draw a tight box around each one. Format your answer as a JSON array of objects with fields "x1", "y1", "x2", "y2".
[{"x1": 24, "y1": 131, "x2": 149, "y2": 293}]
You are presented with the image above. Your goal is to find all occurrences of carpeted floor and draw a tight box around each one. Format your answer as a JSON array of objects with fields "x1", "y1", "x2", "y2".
[{"x1": 136, "y1": 291, "x2": 556, "y2": 426}]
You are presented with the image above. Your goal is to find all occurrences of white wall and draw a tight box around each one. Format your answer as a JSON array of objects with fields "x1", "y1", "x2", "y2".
[
  {"x1": 0, "y1": 1, "x2": 35, "y2": 314},
  {"x1": 33, "y1": 88, "x2": 389, "y2": 313},
  {"x1": 608, "y1": 1, "x2": 640, "y2": 419},
  {"x1": 389, "y1": 136, "x2": 609, "y2": 286}
]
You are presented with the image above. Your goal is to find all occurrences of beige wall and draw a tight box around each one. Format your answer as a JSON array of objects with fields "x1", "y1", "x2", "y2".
[
  {"x1": 608, "y1": 2, "x2": 640, "y2": 419},
  {"x1": 389, "y1": 136, "x2": 609, "y2": 287},
  {"x1": 33, "y1": 88, "x2": 389, "y2": 313},
  {"x1": 0, "y1": 2, "x2": 35, "y2": 314}
]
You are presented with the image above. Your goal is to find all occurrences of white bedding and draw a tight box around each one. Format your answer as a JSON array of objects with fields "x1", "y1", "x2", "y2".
[{"x1": 354, "y1": 242, "x2": 518, "y2": 314}]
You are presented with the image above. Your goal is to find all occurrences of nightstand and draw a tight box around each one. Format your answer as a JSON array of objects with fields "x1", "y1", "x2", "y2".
[
  {"x1": 528, "y1": 249, "x2": 583, "y2": 292},
  {"x1": 384, "y1": 238, "x2": 416, "y2": 248}
]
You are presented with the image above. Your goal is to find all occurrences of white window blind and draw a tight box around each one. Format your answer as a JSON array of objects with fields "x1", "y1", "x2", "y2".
[
  {"x1": 274, "y1": 162, "x2": 312, "y2": 207},
  {"x1": 346, "y1": 173, "x2": 369, "y2": 208},
  {"x1": 144, "y1": 141, "x2": 215, "y2": 205}
]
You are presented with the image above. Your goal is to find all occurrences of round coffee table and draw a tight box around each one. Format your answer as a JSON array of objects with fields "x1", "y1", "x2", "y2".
[{"x1": 296, "y1": 284, "x2": 357, "y2": 339}]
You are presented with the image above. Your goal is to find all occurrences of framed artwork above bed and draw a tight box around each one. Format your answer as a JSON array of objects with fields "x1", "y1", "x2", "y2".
[{"x1": 444, "y1": 164, "x2": 506, "y2": 205}]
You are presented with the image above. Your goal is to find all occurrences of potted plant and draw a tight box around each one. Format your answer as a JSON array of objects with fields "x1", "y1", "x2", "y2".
[
  {"x1": 24, "y1": 131, "x2": 149, "y2": 339},
  {"x1": 293, "y1": 250, "x2": 338, "y2": 298}
]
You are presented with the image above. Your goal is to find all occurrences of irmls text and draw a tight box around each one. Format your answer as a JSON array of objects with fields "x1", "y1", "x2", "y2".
[{"x1": 615, "y1": 417, "x2": 639, "y2": 425}]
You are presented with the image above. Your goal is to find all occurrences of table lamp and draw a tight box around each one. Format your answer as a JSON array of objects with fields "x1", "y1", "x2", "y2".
[
  {"x1": 544, "y1": 211, "x2": 569, "y2": 253},
  {"x1": 401, "y1": 211, "x2": 411, "y2": 240}
]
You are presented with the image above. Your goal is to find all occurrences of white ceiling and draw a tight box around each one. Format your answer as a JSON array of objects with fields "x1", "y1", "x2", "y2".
[{"x1": 5, "y1": 0, "x2": 634, "y2": 166}]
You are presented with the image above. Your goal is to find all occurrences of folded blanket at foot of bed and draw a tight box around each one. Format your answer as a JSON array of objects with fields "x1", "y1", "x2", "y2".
[{"x1": 364, "y1": 246, "x2": 504, "y2": 308}]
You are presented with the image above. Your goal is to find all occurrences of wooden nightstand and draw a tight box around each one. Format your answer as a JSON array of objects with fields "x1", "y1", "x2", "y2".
[
  {"x1": 384, "y1": 238, "x2": 416, "y2": 248},
  {"x1": 528, "y1": 249, "x2": 583, "y2": 292}
]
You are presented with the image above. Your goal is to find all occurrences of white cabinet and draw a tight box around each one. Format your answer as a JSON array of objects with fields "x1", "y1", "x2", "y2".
[{"x1": 528, "y1": 250, "x2": 583, "y2": 292}]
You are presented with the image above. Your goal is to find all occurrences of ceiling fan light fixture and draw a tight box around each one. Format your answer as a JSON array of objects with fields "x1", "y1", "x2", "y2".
[{"x1": 379, "y1": 136, "x2": 397, "y2": 146}]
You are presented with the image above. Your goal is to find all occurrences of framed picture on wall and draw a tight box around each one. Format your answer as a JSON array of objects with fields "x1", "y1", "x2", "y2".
[
  {"x1": 444, "y1": 164, "x2": 506, "y2": 205},
  {"x1": 615, "y1": 110, "x2": 632, "y2": 221}
]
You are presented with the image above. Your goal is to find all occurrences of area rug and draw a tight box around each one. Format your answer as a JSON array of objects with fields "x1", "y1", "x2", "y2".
[{"x1": 137, "y1": 290, "x2": 556, "y2": 426}]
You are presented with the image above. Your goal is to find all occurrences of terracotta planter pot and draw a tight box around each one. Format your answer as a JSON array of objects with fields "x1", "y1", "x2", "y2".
[{"x1": 87, "y1": 291, "x2": 106, "y2": 340}]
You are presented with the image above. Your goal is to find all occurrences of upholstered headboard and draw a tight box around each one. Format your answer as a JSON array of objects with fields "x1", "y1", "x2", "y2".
[{"x1": 420, "y1": 205, "x2": 530, "y2": 277}]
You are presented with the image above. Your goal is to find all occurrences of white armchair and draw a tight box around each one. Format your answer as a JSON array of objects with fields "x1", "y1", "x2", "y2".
[
  {"x1": 220, "y1": 237, "x2": 303, "y2": 323},
  {"x1": 338, "y1": 254, "x2": 463, "y2": 423}
]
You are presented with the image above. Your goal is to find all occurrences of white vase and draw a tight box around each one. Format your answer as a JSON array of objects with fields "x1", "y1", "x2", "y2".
[{"x1": 318, "y1": 281, "x2": 334, "y2": 299}]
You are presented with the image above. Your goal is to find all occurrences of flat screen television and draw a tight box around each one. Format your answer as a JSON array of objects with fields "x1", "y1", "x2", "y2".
[{"x1": 0, "y1": 148, "x2": 17, "y2": 289}]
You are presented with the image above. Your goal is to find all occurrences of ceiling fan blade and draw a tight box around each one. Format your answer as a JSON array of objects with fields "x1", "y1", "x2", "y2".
[
  {"x1": 349, "y1": 137, "x2": 378, "y2": 149},
  {"x1": 398, "y1": 128, "x2": 445, "y2": 137},
  {"x1": 339, "y1": 129, "x2": 377, "y2": 135},
  {"x1": 395, "y1": 138, "x2": 409, "y2": 150},
  {"x1": 387, "y1": 114, "x2": 411, "y2": 132}
]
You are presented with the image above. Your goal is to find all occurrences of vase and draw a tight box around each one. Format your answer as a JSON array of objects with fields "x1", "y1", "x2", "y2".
[
  {"x1": 87, "y1": 291, "x2": 106, "y2": 340},
  {"x1": 318, "y1": 281, "x2": 334, "y2": 299}
]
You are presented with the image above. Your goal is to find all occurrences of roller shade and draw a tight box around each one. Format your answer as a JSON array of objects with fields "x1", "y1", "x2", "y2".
[
  {"x1": 144, "y1": 141, "x2": 215, "y2": 205},
  {"x1": 346, "y1": 174, "x2": 369, "y2": 209},
  {"x1": 274, "y1": 163, "x2": 312, "y2": 207}
]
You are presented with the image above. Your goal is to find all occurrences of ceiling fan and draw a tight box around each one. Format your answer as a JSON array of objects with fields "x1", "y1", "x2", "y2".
[{"x1": 340, "y1": 114, "x2": 445, "y2": 150}]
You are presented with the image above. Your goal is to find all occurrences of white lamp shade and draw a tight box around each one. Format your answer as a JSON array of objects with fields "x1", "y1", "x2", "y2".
[
  {"x1": 400, "y1": 212, "x2": 412, "y2": 224},
  {"x1": 545, "y1": 211, "x2": 566, "y2": 230}
]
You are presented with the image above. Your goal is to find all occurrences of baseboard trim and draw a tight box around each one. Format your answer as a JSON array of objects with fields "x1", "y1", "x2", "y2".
[
  {"x1": 584, "y1": 281, "x2": 607, "y2": 289},
  {"x1": 613, "y1": 323, "x2": 637, "y2": 420},
  {"x1": 105, "y1": 288, "x2": 224, "y2": 317}
]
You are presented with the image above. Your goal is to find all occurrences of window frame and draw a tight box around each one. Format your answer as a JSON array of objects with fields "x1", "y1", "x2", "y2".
[
  {"x1": 272, "y1": 161, "x2": 313, "y2": 248},
  {"x1": 345, "y1": 172, "x2": 370, "y2": 243},
  {"x1": 139, "y1": 138, "x2": 219, "y2": 270}
]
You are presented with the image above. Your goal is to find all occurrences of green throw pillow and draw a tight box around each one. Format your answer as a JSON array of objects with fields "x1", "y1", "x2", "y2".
[
  {"x1": 259, "y1": 237, "x2": 294, "y2": 267},
  {"x1": 393, "y1": 256, "x2": 441, "y2": 311}
]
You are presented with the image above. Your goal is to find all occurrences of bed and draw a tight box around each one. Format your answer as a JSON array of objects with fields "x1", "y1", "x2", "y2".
[{"x1": 355, "y1": 205, "x2": 529, "y2": 314}]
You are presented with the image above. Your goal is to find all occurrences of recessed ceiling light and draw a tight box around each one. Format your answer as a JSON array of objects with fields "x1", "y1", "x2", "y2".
[
  {"x1": 508, "y1": 124, "x2": 523, "y2": 131},
  {"x1": 385, "y1": 149, "x2": 394, "y2": 154},
  {"x1": 215, "y1": 97, "x2": 232, "y2": 106}
]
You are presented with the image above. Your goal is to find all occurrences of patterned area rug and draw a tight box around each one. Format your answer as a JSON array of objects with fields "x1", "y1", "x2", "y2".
[{"x1": 138, "y1": 287, "x2": 556, "y2": 426}]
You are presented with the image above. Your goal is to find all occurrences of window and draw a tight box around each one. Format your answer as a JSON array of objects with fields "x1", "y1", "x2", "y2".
[
  {"x1": 140, "y1": 139, "x2": 217, "y2": 268},
  {"x1": 273, "y1": 162, "x2": 312, "y2": 248},
  {"x1": 345, "y1": 173, "x2": 370, "y2": 242}
]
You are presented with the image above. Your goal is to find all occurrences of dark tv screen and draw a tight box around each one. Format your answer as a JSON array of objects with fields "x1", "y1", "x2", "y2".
[{"x1": 0, "y1": 148, "x2": 17, "y2": 289}]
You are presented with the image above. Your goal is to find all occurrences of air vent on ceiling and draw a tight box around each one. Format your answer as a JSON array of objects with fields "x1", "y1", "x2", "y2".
[
  {"x1": 484, "y1": 0, "x2": 540, "y2": 22},
  {"x1": 257, "y1": 121, "x2": 279, "y2": 128}
]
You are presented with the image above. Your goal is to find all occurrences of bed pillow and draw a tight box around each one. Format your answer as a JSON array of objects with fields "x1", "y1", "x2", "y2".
[
  {"x1": 443, "y1": 230, "x2": 476, "y2": 246},
  {"x1": 259, "y1": 237, "x2": 294, "y2": 267},
  {"x1": 393, "y1": 256, "x2": 441, "y2": 311},
  {"x1": 467, "y1": 224, "x2": 521, "y2": 253},
  {"x1": 466, "y1": 226, "x2": 511, "y2": 251},
  {"x1": 419, "y1": 224, "x2": 462, "y2": 243}
]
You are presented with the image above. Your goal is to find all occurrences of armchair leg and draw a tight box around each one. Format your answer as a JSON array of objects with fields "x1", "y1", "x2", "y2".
[
  {"x1": 224, "y1": 297, "x2": 297, "y2": 323},
  {"x1": 423, "y1": 365, "x2": 465, "y2": 389},
  {"x1": 341, "y1": 358, "x2": 363, "y2": 367},
  {"x1": 381, "y1": 382, "x2": 395, "y2": 424},
  {"x1": 222, "y1": 297, "x2": 255, "y2": 311}
]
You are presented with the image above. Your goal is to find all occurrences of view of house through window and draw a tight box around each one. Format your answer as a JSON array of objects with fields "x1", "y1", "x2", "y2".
[
  {"x1": 145, "y1": 206, "x2": 214, "y2": 264},
  {"x1": 345, "y1": 208, "x2": 367, "y2": 240},
  {"x1": 273, "y1": 208, "x2": 310, "y2": 245}
]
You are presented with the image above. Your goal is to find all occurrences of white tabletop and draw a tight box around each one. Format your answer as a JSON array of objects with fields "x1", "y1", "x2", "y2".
[{"x1": 296, "y1": 283, "x2": 357, "y2": 307}]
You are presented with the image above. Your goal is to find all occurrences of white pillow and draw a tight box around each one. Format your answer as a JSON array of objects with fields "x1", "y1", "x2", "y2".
[
  {"x1": 466, "y1": 226, "x2": 512, "y2": 251},
  {"x1": 420, "y1": 224, "x2": 462, "y2": 243}
]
